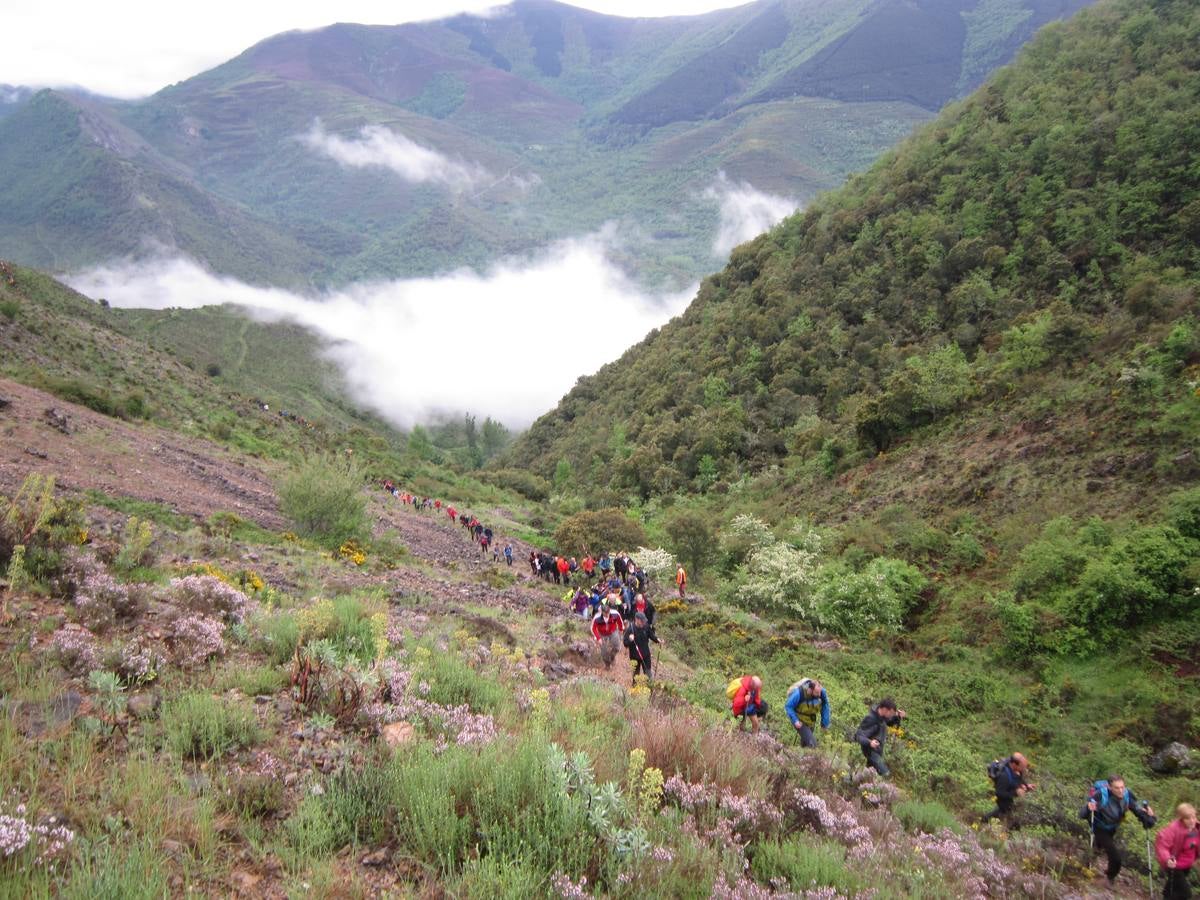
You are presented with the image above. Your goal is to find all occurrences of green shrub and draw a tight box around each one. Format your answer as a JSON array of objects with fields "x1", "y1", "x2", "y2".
[
  {"x1": 809, "y1": 557, "x2": 927, "y2": 638},
  {"x1": 218, "y1": 663, "x2": 287, "y2": 696},
  {"x1": 255, "y1": 611, "x2": 300, "y2": 665},
  {"x1": 894, "y1": 798, "x2": 962, "y2": 834},
  {"x1": 417, "y1": 650, "x2": 508, "y2": 713},
  {"x1": 452, "y1": 855, "x2": 545, "y2": 899},
  {"x1": 162, "y1": 692, "x2": 260, "y2": 760},
  {"x1": 278, "y1": 454, "x2": 368, "y2": 549},
  {"x1": 483, "y1": 468, "x2": 551, "y2": 502},
  {"x1": 1167, "y1": 487, "x2": 1200, "y2": 540},
  {"x1": 284, "y1": 794, "x2": 340, "y2": 861},
  {"x1": 750, "y1": 837, "x2": 861, "y2": 894},
  {"x1": 553, "y1": 508, "x2": 647, "y2": 558}
]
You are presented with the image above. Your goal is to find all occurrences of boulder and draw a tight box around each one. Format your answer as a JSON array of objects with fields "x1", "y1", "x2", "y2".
[
  {"x1": 1149, "y1": 742, "x2": 1192, "y2": 774},
  {"x1": 381, "y1": 721, "x2": 416, "y2": 749},
  {"x1": 7, "y1": 690, "x2": 84, "y2": 736},
  {"x1": 127, "y1": 691, "x2": 161, "y2": 720}
]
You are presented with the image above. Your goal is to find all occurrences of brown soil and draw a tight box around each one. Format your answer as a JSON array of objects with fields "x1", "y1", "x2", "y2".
[{"x1": 0, "y1": 377, "x2": 282, "y2": 528}]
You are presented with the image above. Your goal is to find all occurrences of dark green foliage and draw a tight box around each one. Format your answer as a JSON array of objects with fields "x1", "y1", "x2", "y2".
[
  {"x1": 508, "y1": 0, "x2": 1200, "y2": 497},
  {"x1": 553, "y1": 508, "x2": 647, "y2": 557},
  {"x1": 665, "y1": 508, "x2": 716, "y2": 578}
]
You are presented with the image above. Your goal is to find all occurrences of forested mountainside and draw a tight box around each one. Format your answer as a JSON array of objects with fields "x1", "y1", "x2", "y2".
[
  {"x1": 0, "y1": 0, "x2": 1084, "y2": 286},
  {"x1": 512, "y1": 0, "x2": 1198, "y2": 503}
]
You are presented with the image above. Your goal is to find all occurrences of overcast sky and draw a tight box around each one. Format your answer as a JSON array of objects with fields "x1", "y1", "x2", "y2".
[{"x1": 1, "y1": 1, "x2": 743, "y2": 98}]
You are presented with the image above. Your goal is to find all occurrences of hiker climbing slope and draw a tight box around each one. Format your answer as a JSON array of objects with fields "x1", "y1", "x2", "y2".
[
  {"x1": 729, "y1": 675, "x2": 765, "y2": 734},
  {"x1": 784, "y1": 678, "x2": 830, "y2": 748},
  {"x1": 1084, "y1": 775, "x2": 1156, "y2": 886},
  {"x1": 982, "y1": 752, "x2": 1035, "y2": 826},
  {"x1": 591, "y1": 604, "x2": 624, "y2": 670},
  {"x1": 1156, "y1": 803, "x2": 1199, "y2": 900},
  {"x1": 623, "y1": 611, "x2": 659, "y2": 684},
  {"x1": 854, "y1": 698, "x2": 905, "y2": 777}
]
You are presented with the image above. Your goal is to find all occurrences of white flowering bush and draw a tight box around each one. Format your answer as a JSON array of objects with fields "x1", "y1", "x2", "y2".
[
  {"x1": 736, "y1": 542, "x2": 821, "y2": 615},
  {"x1": 0, "y1": 799, "x2": 74, "y2": 866},
  {"x1": 634, "y1": 547, "x2": 676, "y2": 581}
]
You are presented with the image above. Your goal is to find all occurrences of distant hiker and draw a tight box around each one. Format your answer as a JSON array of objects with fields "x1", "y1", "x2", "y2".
[
  {"x1": 623, "y1": 611, "x2": 659, "y2": 683},
  {"x1": 634, "y1": 594, "x2": 655, "y2": 627},
  {"x1": 982, "y1": 753, "x2": 1035, "y2": 825},
  {"x1": 571, "y1": 589, "x2": 590, "y2": 619},
  {"x1": 614, "y1": 552, "x2": 628, "y2": 583},
  {"x1": 631, "y1": 565, "x2": 646, "y2": 594},
  {"x1": 569, "y1": 557, "x2": 579, "y2": 580},
  {"x1": 504, "y1": 544, "x2": 513, "y2": 566},
  {"x1": 556, "y1": 555, "x2": 569, "y2": 585},
  {"x1": 591, "y1": 605, "x2": 625, "y2": 669},
  {"x1": 854, "y1": 698, "x2": 906, "y2": 777},
  {"x1": 1084, "y1": 775, "x2": 1157, "y2": 885},
  {"x1": 620, "y1": 581, "x2": 636, "y2": 619},
  {"x1": 784, "y1": 679, "x2": 830, "y2": 748},
  {"x1": 729, "y1": 675, "x2": 765, "y2": 734},
  {"x1": 582, "y1": 554, "x2": 596, "y2": 578},
  {"x1": 675, "y1": 564, "x2": 687, "y2": 598},
  {"x1": 529, "y1": 551, "x2": 538, "y2": 577},
  {"x1": 447, "y1": 506, "x2": 457, "y2": 522},
  {"x1": 434, "y1": 499, "x2": 442, "y2": 511},
  {"x1": 599, "y1": 552, "x2": 612, "y2": 577},
  {"x1": 1156, "y1": 803, "x2": 1199, "y2": 900}
]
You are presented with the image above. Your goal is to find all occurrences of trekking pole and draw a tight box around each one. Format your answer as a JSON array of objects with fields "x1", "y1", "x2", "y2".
[{"x1": 1146, "y1": 833, "x2": 1154, "y2": 899}]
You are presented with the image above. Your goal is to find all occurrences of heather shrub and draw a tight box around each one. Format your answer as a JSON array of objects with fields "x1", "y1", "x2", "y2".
[
  {"x1": 278, "y1": 454, "x2": 368, "y2": 550},
  {"x1": 169, "y1": 574, "x2": 249, "y2": 623},
  {"x1": 101, "y1": 640, "x2": 162, "y2": 686},
  {"x1": 168, "y1": 614, "x2": 226, "y2": 666},
  {"x1": 48, "y1": 624, "x2": 99, "y2": 674},
  {"x1": 163, "y1": 692, "x2": 259, "y2": 760}
]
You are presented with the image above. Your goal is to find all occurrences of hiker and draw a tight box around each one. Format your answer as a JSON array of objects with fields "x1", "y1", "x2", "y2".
[
  {"x1": 854, "y1": 698, "x2": 906, "y2": 777},
  {"x1": 569, "y1": 557, "x2": 579, "y2": 582},
  {"x1": 730, "y1": 675, "x2": 765, "y2": 733},
  {"x1": 447, "y1": 506, "x2": 457, "y2": 522},
  {"x1": 623, "y1": 611, "x2": 659, "y2": 683},
  {"x1": 1085, "y1": 775, "x2": 1157, "y2": 886},
  {"x1": 503, "y1": 544, "x2": 513, "y2": 566},
  {"x1": 529, "y1": 551, "x2": 538, "y2": 577},
  {"x1": 591, "y1": 604, "x2": 625, "y2": 669},
  {"x1": 620, "y1": 581, "x2": 636, "y2": 620},
  {"x1": 1156, "y1": 803, "x2": 1199, "y2": 900},
  {"x1": 784, "y1": 679, "x2": 830, "y2": 748},
  {"x1": 582, "y1": 554, "x2": 596, "y2": 578},
  {"x1": 676, "y1": 564, "x2": 687, "y2": 598},
  {"x1": 556, "y1": 555, "x2": 569, "y2": 585},
  {"x1": 982, "y1": 753, "x2": 1035, "y2": 825},
  {"x1": 634, "y1": 594, "x2": 655, "y2": 627},
  {"x1": 614, "y1": 552, "x2": 628, "y2": 583},
  {"x1": 631, "y1": 565, "x2": 646, "y2": 594},
  {"x1": 570, "y1": 588, "x2": 590, "y2": 619},
  {"x1": 598, "y1": 552, "x2": 612, "y2": 577}
]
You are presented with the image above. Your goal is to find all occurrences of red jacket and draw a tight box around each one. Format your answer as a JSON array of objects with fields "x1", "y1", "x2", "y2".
[
  {"x1": 557, "y1": 557, "x2": 569, "y2": 574},
  {"x1": 582, "y1": 556, "x2": 595, "y2": 574},
  {"x1": 731, "y1": 676, "x2": 761, "y2": 716},
  {"x1": 591, "y1": 611, "x2": 624, "y2": 640},
  {"x1": 1156, "y1": 819, "x2": 1200, "y2": 870}
]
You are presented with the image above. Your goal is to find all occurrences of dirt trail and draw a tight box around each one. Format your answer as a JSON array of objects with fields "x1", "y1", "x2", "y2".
[{"x1": 0, "y1": 377, "x2": 282, "y2": 528}]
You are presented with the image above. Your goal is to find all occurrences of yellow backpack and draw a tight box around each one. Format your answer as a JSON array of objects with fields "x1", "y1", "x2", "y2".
[{"x1": 725, "y1": 677, "x2": 743, "y2": 701}]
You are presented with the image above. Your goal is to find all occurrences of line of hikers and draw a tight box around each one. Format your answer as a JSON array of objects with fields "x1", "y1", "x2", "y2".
[
  {"x1": 381, "y1": 481, "x2": 515, "y2": 564},
  {"x1": 729, "y1": 675, "x2": 1196, "y2": 895},
  {"x1": 387, "y1": 482, "x2": 1194, "y2": 894}
]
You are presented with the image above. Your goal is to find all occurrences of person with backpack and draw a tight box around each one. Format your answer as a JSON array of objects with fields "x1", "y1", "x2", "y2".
[
  {"x1": 1156, "y1": 803, "x2": 1199, "y2": 899},
  {"x1": 623, "y1": 611, "x2": 659, "y2": 683},
  {"x1": 729, "y1": 675, "x2": 765, "y2": 733},
  {"x1": 582, "y1": 554, "x2": 595, "y2": 578},
  {"x1": 634, "y1": 594, "x2": 655, "y2": 628},
  {"x1": 599, "y1": 552, "x2": 612, "y2": 577},
  {"x1": 614, "y1": 552, "x2": 628, "y2": 584},
  {"x1": 784, "y1": 679, "x2": 830, "y2": 748},
  {"x1": 503, "y1": 544, "x2": 513, "y2": 567},
  {"x1": 675, "y1": 564, "x2": 687, "y2": 598},
  {"x1": 591, "y1": 604, "x2": 625, "y2": 669},
  {"x1": 982, "y1": 753, "x2": 1035, "y2": 825},
  {"x1": 854, "y1": 699, "x2": 906, "y2": 777},
  {"x1": 1085, "y1": 775, "x2": 1157, "y2": 886}
]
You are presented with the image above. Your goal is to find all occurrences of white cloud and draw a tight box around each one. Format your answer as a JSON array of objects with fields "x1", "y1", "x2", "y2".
[
  {"x1": 300, "y1": 121, "x2": 490, "y2": 192},
  {"x1": 67, "y1": 233, "x2": 695, "y2": 428},
  {"x1": 705, "y1": 171, "x2": 798, "y2": 258}
]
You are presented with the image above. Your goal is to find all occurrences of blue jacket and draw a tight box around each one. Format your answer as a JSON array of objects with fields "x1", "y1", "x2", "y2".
[
  {"x1": 784, "y1": 680, "x2": 830, "y2": 729},
  {"x1": 1087, "y1": 780, "x2": 1154, "y2": 832}
]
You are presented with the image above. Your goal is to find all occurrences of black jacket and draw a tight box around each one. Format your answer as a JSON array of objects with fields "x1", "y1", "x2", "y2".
[
  {"x1": 623, "y1": 624, "x2": 658, "y2": 661},
  {"x1": 993, "y1": 763, "x2": 1027, "y2": 801},
  {"x1": 854, "y1": 708, "x2": 902, "y2": 751}
]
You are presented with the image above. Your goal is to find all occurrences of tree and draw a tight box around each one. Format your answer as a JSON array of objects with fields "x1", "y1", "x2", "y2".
[
  {"x1": 665, "y1": 509, "x2": 716, "y2": 578},
  {"x1": 408, "y1": 426, "x2": 437, "y2": 461},
  {"x1": 480, "y1": 418, "x2": 510, "y2": 460},
  {"x1": 553, "y1": 508, "x2": 647, "y2": 558},
  {"x1": 553, "y1": 458, "x2": 573, "y2": 492},
  {"x1": 279, "y1": 454, "x2": 367, "y2": 550}
]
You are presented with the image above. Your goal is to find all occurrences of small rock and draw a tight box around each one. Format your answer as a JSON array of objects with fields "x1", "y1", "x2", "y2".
[
  {"x1": 284, "y1": 772, "x2": 300, "y2": 787},
  {"x1": 381, "y1": 721, "x2": 416, "y2": 749},
  {"x1": 43, "y1": 408, "x2": 70, "y2": 434},
  {"x1": 1150, "y1": 742, "x2": 1192, "y2": 774},
  {"x1": 253, "y1": 695, "x2": 271, "y2": 705},
  {"x1": 162, "y1": 839, "x2": 184, "y2": 857},
  {"x1": 23, "y1": 448, "x2": 48, "y2": 460},
  {"x1": 11, "y1": 690, "x2": 84, "y2": 737},
  {"x1": 360, "y1": 849, "x2": 390, "y2": 867},
  {"x1": 0, "y1": 395, "x2": 10, "y2": 411},
  {"x1": 127, "y1": 692, "x2": 160, "y2": 720}
]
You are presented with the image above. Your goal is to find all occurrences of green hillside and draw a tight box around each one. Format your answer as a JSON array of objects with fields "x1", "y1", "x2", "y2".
[
  {"x1": 505, "y1": 0, "x2": 1200, "y2": 764},
  {"x1": 0, "y1": 0, "x2": 1084, "y2": 288}
]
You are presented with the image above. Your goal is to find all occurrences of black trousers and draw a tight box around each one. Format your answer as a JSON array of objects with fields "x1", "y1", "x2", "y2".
[
  {"x1": 982, "y1": 796, "x2": 1015, "y2": 823},
  {"x1": 1164, "y1": 868, "x2": 1193, "y2": 900},
  {"x1": 797, "y1": 724, "x2": 817, "y2": 748},
  {"x1": 1094, "y1": 829, "x2": 1123, "y2": 881}
]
